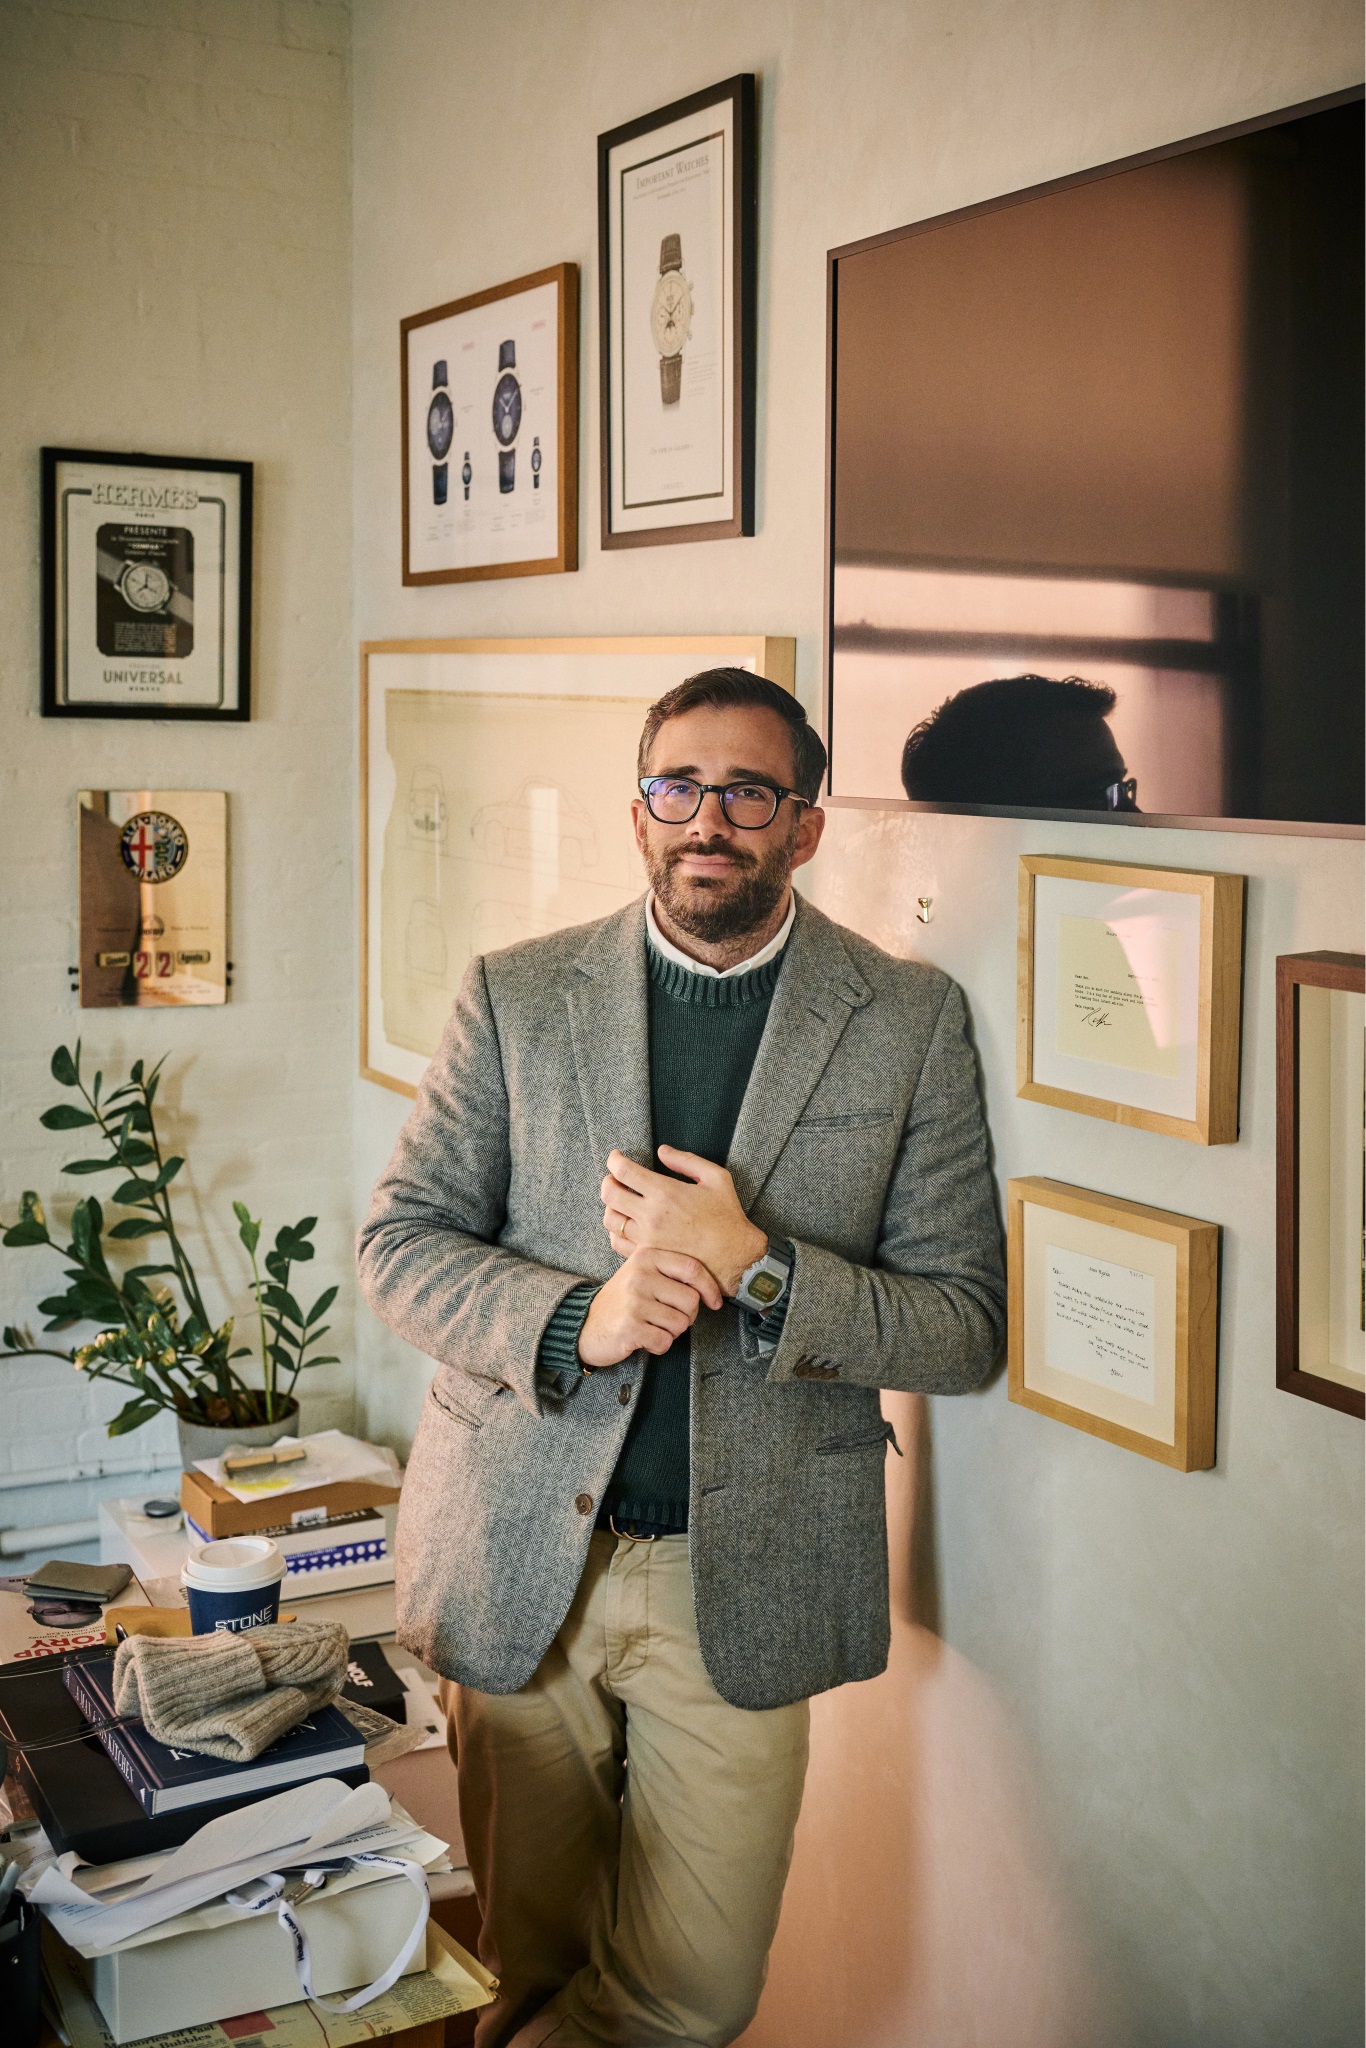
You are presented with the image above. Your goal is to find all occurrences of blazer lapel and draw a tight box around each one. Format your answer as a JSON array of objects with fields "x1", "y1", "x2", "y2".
[
  {"x1": 567, "y1": 901, "x2": 654, "y2": 1173},
  {"x1": 726, "y1": 897, "x2": 873, "y2": 1212}
]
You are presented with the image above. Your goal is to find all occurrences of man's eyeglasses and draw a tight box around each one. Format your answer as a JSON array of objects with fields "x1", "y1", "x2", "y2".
[
  {"x1": 1104, "y1": 777, "x2": 1139, "y2": 811},
  {"x1": 638, "y1": 777, "x2": 810, "y2": 829}
]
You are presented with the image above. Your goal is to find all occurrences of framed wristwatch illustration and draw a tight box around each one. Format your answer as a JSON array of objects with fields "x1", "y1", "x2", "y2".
[
  {"x1": 400, "y1": 263, "x2": 579, "y2": 585},
  {"x1": 41, "y1": 448, "x2": 252, "y2": 720},
  {"x1": 599, "y1": 75, "x2": 757, "y2": 549}
]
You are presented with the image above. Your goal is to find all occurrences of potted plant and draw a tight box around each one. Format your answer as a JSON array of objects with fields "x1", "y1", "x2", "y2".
[{"x1": 1, "y1": 1045, "x2": 339, "y2": 1468}]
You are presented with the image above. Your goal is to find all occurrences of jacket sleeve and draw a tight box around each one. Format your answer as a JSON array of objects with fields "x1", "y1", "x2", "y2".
[
  {"x1": 356, "y1": 956, "x2": 591, "y2": 1413},
  {"x1": 758, "y1": 981, "x2": 1006, "y2": 1394}
]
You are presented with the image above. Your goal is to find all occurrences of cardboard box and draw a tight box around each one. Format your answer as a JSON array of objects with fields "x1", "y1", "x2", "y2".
[{"x1": 181, "y1": 1467, "x2": 400, "y2": 1539}]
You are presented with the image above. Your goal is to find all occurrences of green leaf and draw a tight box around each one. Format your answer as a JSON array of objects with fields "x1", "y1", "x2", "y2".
[
  {"x1": 262, "y1": 1285, "x2": 303, "y2": 1325},
  {"x1": 51, "y1": 1046, "x2": 79, "y2": 1087},
  {"x1": 131, "y1": 1060, "x2": 144, "y2": 1084},
  {"x1": 120, "y1": 1141, "x2": 156, "y2": 1168},
  {"x1": 108, "y1": 1217, "x2": 165, "y2": 1239},
  {"x1": 127, "y1": 1104, "x2": 153, "y2": 1133},
  {"x1": 107, "y1": 1398, "x2": 164, "y2": 1437},
  {"x1": 264, "y1": 1250, "x2": 288, "y2": 1284},
  {"x1": 112, "y1": 1179, "x2": 152, "y2": 1206},
  {"x1": 124, "y1": 1263, "x2": 177, "y2": 1280},
  {"x1": 63, "y1": 1157, "x2": 118, "y2": 1175},
  {"x1": 234, "y1": 1201, "x2": 260, "y2": 1256},
  {"x1": 3, "y1": 1221, "x2": 49, "y2": 1248},
  {"x1": 19, "y1": 1192, "x2": 46, "y2": 1227},
  {"x1": 304, "y1": 1286, "x2": 338, "y2": 1326},
  {"x1": 92, "y1": 1071, "x2": 103, "y2": 1101},
  {"x1": 36, "y1": 1294, "x2": 79, "y2": 1319},
  {"x1": 149, "y1": 1157, "x2": 183, "y2": 1193},
  {"x1": 300, "y1": 1355, "x2": 340, "y2": 1371},
  {"x1": 40, "y1": 1105, "x2": 98, "y2": 1130}
]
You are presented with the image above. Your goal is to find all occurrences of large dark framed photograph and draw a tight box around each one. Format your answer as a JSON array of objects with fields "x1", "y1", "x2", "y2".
[
  {"x1": 401, "y1": 263, "x2": 579, "y2": 585},
  {"x1": 822, "y1": 88, "x2": 1363, "y2": 834},
  {"x1": 598, "y1": 74, "x2": 756, "y2": 550},
  {"x1": 41, "y1": 447, "x2": 252, "y2": 721}
]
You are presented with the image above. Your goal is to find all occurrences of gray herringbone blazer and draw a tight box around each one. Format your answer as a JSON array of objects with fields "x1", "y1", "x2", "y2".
[{"x1": 357, "y1": 895, "x2": 1004, "y2": 1710}]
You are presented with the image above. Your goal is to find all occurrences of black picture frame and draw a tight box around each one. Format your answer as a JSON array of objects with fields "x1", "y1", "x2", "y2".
[
  {"x1": 41, "y1": 446, "x2": 253, "y2": 722},
  {"x1": 598, "y1": 73, "x2": 757, "y2": 550}
]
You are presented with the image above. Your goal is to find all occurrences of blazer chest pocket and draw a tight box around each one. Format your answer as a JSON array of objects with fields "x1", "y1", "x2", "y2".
[
  {"x1": 793, "y1": 1108, "x2": 895, "y2": 1133},
  {"x1": 429, "y1": 1371, "x2": 508, "y2": 1430}
]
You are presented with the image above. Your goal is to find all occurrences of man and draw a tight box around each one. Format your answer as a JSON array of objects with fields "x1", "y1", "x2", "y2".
[
  {"x1": 358, "y1": 668, "x2": 1005, "y2": 2048},
  {"x1": 902, "y1": 672, "x2": 1140, "y2": 811}
]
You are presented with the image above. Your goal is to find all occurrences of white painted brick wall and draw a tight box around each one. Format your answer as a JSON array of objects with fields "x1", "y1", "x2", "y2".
[{"x1": 0, "y1": 0, "x2": 354, "y2": 1553}]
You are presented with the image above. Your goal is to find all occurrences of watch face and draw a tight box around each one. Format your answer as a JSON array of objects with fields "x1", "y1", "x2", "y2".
[
  {"x1": 492, "y1": 370, "x2": 522, "y2": 446},
  {"x1": 650, "y1": 271, "x2": 692, "y2": 356},
  {"x1": 746, "y1": 1268, "x2": 784, "y2": 1306},
  {"x1": 461, "y1": 456, "x2": 472, "y2": 484},
  {"x1": 117, "y1": 561, "x2": 172, "y2": 612},
  {"x1": 427, "y1": 390, "x2": 454, "y2": 459}
]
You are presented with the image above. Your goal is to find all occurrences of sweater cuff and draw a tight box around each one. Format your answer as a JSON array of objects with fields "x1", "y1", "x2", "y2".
[{"x1": 537, "y1": 1282, "x2": 599, "y2": 1379}]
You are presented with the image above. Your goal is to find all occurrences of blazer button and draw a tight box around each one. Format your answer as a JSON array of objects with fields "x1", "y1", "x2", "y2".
[
  {"x1": 574, "y1": 1492, "x2": 593, "y2": 1515},
  {"x1": 618, "y1": 1385, "x2": 632, "y2": 1405}
]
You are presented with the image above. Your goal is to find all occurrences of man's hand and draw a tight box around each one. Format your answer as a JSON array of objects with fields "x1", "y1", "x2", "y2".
[
  {"x1": 577, "y1": 1246, "x2": 725, "y2": 1368},
  {"x1": 601, "y1": 1147, "x2": 767, "y2": 1297}
]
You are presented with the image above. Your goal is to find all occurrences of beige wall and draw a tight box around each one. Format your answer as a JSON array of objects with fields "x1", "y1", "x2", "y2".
[
  {"x1": 351, "y1": 6, "x2": 1363, "y2": 2043},
  {"x1": 0, "y1": 0, "x2": 356, "y2": 1521}
]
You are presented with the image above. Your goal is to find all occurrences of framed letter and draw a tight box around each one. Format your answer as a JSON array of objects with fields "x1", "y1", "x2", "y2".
[
  {"x1": 401, "y1": 264, "x2": 578, "y2": 585},
  {"x1": 1008, "y1": 1177, "x2": 1219, "y2": 1470},
  {"x1": 1276, "y1": 951, "x2": 1365, "y2": 1419},
  {"x1": 599, "y1": 75, "x2": 756, "y2": 548},
  {"x1": 1017, "y1": 854, "x2": 1244, "y2": 1144},
  {"x1": 42, "y1": 449, "x2": 251, "y2": 720}
]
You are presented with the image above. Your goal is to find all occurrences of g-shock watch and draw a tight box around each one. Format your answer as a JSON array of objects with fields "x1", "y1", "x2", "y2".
[
  {"x1": 492, "y1": 340, "x2": 522, "y2": 493},
  {"x1": 531, "y1": 435, "x2": 542, "y2": 489},
  {"x1": 733, "y1": 1240, "x2": 793, "y2": 1314},
  {"x1": 427, "y1": 361, "x2": 454, "y2": 505},
  {"x1": 650, "y1": 234, "x2": 693, "y2": 406},
  {"x1": 461, "y1": 452, "x2": 472, "y2": 500}
]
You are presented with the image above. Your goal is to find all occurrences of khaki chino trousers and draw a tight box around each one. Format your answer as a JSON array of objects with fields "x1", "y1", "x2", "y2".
[{"x1": 447, "y1": 1530, "x2": 810, "y2": 2048}]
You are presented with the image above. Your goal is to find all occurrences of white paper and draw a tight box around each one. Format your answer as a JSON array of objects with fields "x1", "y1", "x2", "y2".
[
  {"x1": 1045, "y1": 1244, "x2": 1157, "y2": 1403},
  {"x1": 195, "y1": 1429, "x2": 400, "y2": 1503}
]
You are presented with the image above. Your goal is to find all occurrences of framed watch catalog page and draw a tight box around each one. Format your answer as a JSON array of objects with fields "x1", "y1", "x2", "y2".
[
  {"x1": 1017, "y1": 854, "x2": 1244, "y2": 1145},
  {"x1": 1008, "y1": 1178, "x2": 1219, "y2": 1470},
  {"x1": 1276, "y1": 951, "x2": 1365, "y2": 1419},
  {"x1": 42, "y1": 449, "x2": 251, "y2": 720},
  {"x1": 598, "y1": 74, "x2": 756, "y2": 549},
  {"x1": 401, "y1": 263, "x2": 578, "y2": 585},
  {"x1": 360, "y1": 634, "x2": 795, "y2": 1094}
]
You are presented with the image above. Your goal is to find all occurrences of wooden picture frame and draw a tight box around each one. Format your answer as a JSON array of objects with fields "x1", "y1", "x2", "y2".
[
  {"x1": 1007, "y1": 1177, "x2": 1219, "y2": 1471},
  {"x1": 1017, "y1": 854, "x2": 1244, "y2": 1145},
  {"x1": 400, "y1": 263, "x2": 578, "y2": 585},
  {"x1": 41, "y1": 447, "x2": 252, "y2": 721},
  {"x1": 1276, "y1": 951, "x2": 1365, "y2": 1419},
  {"x1": 598, "y1": 74, "x2": 757, "y2": 550},
  {"x1": 359, "y1": 634, "x2": 795, "y2": 1095}
]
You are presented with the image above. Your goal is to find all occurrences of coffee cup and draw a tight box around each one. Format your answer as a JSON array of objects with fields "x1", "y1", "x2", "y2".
[{"x1": 181, "y1": 1536, "x2": 285, "y2": 1634}]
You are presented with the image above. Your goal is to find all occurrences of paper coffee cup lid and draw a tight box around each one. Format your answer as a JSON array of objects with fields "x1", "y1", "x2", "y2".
[{"x1": 182, "y1": 1535, "x2": 285, "y2": 1592}]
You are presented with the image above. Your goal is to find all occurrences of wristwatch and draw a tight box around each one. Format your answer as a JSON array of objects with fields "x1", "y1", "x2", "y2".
[
  {"x1": 733, "y1": 1241, "x2": 793, "y2": 1314},
  {"x1": 650, "y1": 234, "x2": 693, "y2": 405},
  {"x1": 427, "y1": 361, "x2": 454, "y2": 505},
  {"x1": 492, "y1": 340, "x2": 522, "y2": 492},
  {"x1": 461, "y1": 452, "x2": 472, "y2": 501},
  {"x1": 531, "y1": 435, "x2": 542, "y2": 490}
]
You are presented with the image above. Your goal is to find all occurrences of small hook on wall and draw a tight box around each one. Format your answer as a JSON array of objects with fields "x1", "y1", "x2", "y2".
[{"x1": 917, "y1": 897, "x2": 933, "y2": 925}]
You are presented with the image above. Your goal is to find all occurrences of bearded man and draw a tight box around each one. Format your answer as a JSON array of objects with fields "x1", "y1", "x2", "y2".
[{"x1": 357, "y1": 668, "x2": 1006, "y2": 2048}]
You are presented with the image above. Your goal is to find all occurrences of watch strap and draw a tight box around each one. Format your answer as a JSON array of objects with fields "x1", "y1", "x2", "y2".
[
  {"x1": 432, "y1": 360, "x2": 448, "y2": 389},
  {"x1": 498, "y1": 339, "x2": 516, "y2": 371},
  {"x1": 659, "y1": 233, "x2": 683, "y2": 274},
  {"x1": 432, "y1": 464, "x2": 448, "y2": 506},
  {"x1": 660, "y1": 353, "x2": 682, "y2": 405},
  {"x1": 499, "y1": 448, "x2": 515, "y2": 492}
]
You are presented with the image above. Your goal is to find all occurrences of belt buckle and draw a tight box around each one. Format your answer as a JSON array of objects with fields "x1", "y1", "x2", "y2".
[{"x1": 608, "y1": 1514, "x2": 657, "y2": 1543}]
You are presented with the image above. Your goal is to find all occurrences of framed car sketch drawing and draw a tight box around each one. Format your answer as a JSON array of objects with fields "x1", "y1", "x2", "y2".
[
  {"x1": 360, "y1": 634, "x2": 795, "y2": 1095},
  {"x1": 598, "y1": 75, "x2": 757, "y2": 549},
  {"x1": 41, "y1": 448, "x2": 252, "y2": 720},
  {"x1": 1276, "y1": 951, "x2": 1365, "y2": 1419},
  {"x1": 1007, "y1": 1177, "x2": 1219, "y2": 1471},
  {"x1": 1017, "y1": 854, "x2": 1244, "y2": 1145},
  {"x1": 401, "y1": 263, "x2": 579, "y2": 585}
]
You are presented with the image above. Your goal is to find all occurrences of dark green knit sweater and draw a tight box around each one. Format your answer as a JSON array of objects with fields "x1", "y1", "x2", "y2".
[{"x1": 538, "y1": 941, "x2": 786, "y2": 1527}]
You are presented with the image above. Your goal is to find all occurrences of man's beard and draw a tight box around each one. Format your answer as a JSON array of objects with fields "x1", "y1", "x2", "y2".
[{"x1": 645, "y1": 827, "x2": 797, "y2": 944}]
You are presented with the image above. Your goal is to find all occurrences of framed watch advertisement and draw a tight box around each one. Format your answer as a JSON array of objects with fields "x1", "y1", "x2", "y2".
[
  {"x1": 41, "y1": 448, "x2": 252, "y2": 720},
  {"x1": 1017, "y1": 854, "x2": 1244, "y2": 1145},
  {"x1": 598, "y1": 74, "x2": 757, "y2": 549},
  {"x1": 401, "y1": 263, "x2": 578, "y2": 585}
]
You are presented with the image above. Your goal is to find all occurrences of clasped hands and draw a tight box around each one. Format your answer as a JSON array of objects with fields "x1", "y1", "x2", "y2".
[{"x1": 576, "y1": 1147, "x2": 768, "y2": 1370}]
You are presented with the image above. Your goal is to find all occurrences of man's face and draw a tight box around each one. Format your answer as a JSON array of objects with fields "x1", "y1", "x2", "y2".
[{"x1": 632, "y1": 703, "x2": 826, "y2": 943}]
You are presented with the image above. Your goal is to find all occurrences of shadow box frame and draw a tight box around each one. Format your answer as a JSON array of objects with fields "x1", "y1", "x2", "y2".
[
  {"x1": 41, "y1": 446, "x2": 253, "y2": 722},
  {"x1": 1275, "y1": 950, "x2": 1365, "y2": 1420},
  {"x1": 598, "y1": 73, "x2": 757, "y2": 551},
  {"x1": 1016, "y1": 853, "x2": 1244, "y2": 1145},
  {"x1": 1007, "y1": 1177, "x2": 1219, "y2": 1472},
  {"x1": 359, "y1": 634, "x2": 795, "y2": 1097},
  {"x1": 400, "y1": 262, "x2": 579, "y2": 586}
]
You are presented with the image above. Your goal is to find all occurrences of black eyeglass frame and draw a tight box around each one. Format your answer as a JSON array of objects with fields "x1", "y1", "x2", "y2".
[{"x1": 637, "y1": 776, "x2": 811, "y2": 828}]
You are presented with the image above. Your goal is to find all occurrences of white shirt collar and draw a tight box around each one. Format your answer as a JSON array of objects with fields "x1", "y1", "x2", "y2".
[{"x1": 645, "y1": 891, "x2": 796, "y2": 980}]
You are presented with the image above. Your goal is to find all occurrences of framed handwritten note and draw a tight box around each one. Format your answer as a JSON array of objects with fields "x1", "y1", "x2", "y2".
[
  {"x1": 1017, "y1": 854, "x2": 1244, "y2": 1144},
  {"x1": 1008, "y1": 1177, "x2": 1219, "y2": 1470}
]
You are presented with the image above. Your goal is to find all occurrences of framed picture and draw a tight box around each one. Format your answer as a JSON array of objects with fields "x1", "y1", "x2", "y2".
[
  {"x1": 41, "y1": 448, "x2": 251, "y2": 720},
  {"x1": 77, "y1": 790, "x2": 228, "y2": 1007},
  {"x1": 1276, "y1": 951, "x2": 1365, "y2": 1419},
  {"x1": 360, "y1": 634, "x2": 796, "y2": 1095},
  {"x1": 598, "y1": 74, "x2": 756, "y2": 550},
  {"x1": 401, "y1": 263, "x2": 578, "y2": 585},
  {"x1": 1007, "y1": 1177, "x2": 1219, "y2": 1470},
  {"x1": 1017, "y1": 854, "x2": 1244, "y2": 1145}
]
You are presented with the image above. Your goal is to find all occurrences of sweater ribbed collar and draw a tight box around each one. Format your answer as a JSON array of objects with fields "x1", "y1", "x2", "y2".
[{"x1": 646, "y1": 943, "x2": 785, "y2": 1008}]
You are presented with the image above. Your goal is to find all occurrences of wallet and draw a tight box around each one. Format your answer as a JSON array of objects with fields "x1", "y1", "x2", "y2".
[{"x1": 23, "y1": 1560, "x2": 132, "y2": 1603}]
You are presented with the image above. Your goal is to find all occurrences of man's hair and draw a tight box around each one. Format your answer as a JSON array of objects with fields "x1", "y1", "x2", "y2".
[
  {"x1": 901, "y1": 673, "x2": 1118, "y2": 804},
  {"x1": 638, "y1": 668, "x2": 828, "y2": 803}
]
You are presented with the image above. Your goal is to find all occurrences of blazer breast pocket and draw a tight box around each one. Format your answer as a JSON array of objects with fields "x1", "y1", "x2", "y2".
[
  {"x1": 792, "y1": 1108, "x2": 895, "y2": 1133},
  {"x1": 429, "y1": 1371, "x2": 509, "y2": 1430}
]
